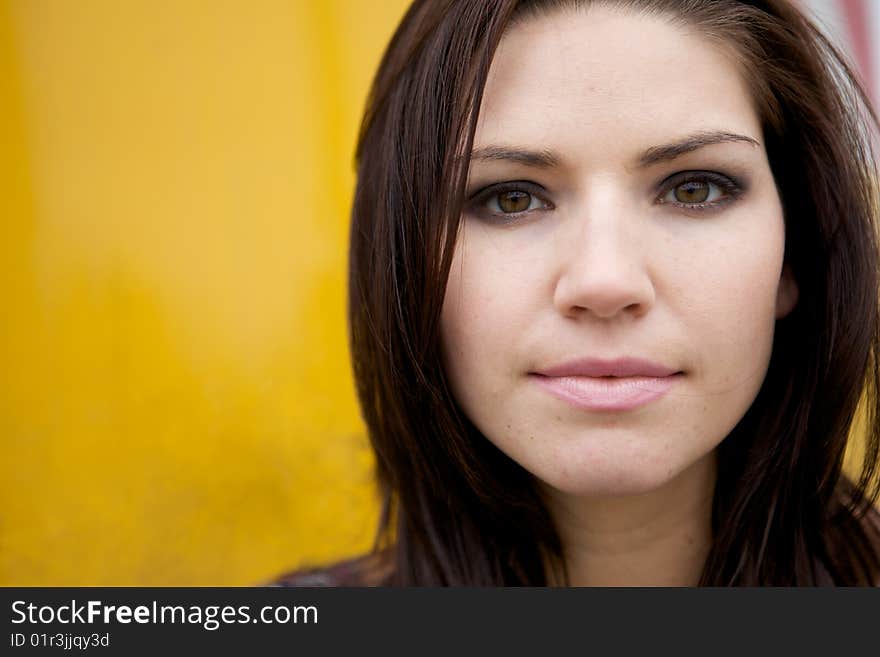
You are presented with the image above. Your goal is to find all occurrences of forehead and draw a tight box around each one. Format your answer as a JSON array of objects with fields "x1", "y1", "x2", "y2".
[{"x1": 476, "y1": 5, "x2": 761, "y2": 156}]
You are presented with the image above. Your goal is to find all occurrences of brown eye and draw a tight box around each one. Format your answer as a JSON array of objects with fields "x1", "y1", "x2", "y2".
[
  {"x1": 659, "y1": 172, "x2": 740, "y2": 210},
  {"x1": 468, "y1": 181, "x2": 552, "y2": 221},
  {"x1": 497, "y1": 190, "x2": 533, "y2": 213},
  {"x1": 674, "y1": 181, "x2": 710, "y2": 204}
]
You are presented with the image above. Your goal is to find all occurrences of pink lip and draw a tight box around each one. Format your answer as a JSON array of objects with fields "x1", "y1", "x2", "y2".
[{"x1": 530, "y1": 358, "x2": 682, "y2": 412}]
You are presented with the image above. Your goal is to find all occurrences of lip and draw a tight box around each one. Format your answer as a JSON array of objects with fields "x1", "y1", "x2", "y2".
[{"x1": 530, "y1": 357, "x2": 682, "y2": 412}]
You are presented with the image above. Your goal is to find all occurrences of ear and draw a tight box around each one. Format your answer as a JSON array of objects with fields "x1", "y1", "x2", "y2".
[{"x1": 775, "y1": 263, "x2": 799, "y2": 319}]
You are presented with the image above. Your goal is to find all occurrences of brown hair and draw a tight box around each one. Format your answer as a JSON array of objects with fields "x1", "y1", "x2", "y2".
[{"x1": 346, "y1": 0, "x2": 880, "y2": 585}]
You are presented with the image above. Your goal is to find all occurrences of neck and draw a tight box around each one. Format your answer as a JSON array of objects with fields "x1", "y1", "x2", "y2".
[{"x1": 543, "y1": 452, "x2": 716, "y2": 587}]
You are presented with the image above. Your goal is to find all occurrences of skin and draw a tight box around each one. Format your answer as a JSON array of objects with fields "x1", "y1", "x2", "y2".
[{"x1": 439, "y1": 5, "x2": 799, "y2": 585}]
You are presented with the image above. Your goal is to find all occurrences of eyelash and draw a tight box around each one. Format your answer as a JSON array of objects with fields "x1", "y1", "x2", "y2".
[
  {"x1": 466, "y1": 171, "x2": 744, "y2": 223},
  {"x1": 659, "y1": 171, "x2": 743, "y2": 212}
]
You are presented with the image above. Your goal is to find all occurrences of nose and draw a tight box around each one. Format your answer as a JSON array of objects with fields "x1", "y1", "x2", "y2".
[{"x1": 553, "y1": 197, "x2": 656, "y2": 320}]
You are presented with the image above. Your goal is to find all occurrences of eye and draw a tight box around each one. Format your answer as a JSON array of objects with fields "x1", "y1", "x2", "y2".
[
  {"x1": 658, "y1": 171, "x2": 742, "y2": 210},
  {"x1": 467, "y1": 181, "x2": 553, "y2": 222},
  {"x1": 495, "y1": 190, "x2": 537, "y2": 213},
  {"x1": 671, "y1": 181, "x2": 714, "y2": 204}
]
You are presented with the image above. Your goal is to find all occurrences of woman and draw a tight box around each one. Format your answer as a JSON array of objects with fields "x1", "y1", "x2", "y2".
[{"x1": 278, "y1": 0, "x2": 880, "y2": 586}]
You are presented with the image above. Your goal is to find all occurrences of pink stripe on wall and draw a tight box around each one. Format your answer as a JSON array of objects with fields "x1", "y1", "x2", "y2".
[{"x1": 839, "y1": 0, "x2": 874, "y2": 99}]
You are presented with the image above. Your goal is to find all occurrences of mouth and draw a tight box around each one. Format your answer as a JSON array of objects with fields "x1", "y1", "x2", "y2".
[{"x1": 529, "y1": 357, "x2": 683, "y2": 412}]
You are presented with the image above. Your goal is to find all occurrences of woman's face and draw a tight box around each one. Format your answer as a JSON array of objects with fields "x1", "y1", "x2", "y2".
[{"x1": 440, "y1": 6, "x2": 798, "y2": 497}]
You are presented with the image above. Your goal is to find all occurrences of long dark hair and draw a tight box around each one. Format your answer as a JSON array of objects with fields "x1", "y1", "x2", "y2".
[{"x1": 347, "y1": 0, "x2": 880, "y2": 585}]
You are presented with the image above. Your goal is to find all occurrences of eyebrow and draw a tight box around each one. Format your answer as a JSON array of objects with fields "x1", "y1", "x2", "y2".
[
  {"x1": 469, "y1": 130, "x2": 761, "y2": 169},
  {"x1": 469, "y1": 145, "x2": 561, "y2": 168},
  {"x1": 638, "y1": 130, "x2": 761, "y2": 166}
]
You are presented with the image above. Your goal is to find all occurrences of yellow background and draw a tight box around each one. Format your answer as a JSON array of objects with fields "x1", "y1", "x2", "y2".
[{"x1": 1, "y1": 0, "x2": 409, "y2": 585}]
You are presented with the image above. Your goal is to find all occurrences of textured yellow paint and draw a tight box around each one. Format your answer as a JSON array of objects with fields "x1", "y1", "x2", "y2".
[{"x1": 1, "y1": 0, "x2": 409, "y2": 585}]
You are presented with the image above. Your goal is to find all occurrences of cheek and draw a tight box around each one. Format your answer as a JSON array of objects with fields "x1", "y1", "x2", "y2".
[
  {"x1": 440, "y1": 229, "x2": 536, "y2": 407},
  {"x1": 443, "y1": 232, "x2": 529, "y2": 351},
  {"x1": 671, "y1": 215, "x2": 785, "y2": 388}
]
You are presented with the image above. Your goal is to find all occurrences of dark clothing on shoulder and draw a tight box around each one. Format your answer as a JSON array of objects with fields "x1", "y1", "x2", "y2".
[{"x1": 269, "y1": 551, "x2": 392, "y2": 587}]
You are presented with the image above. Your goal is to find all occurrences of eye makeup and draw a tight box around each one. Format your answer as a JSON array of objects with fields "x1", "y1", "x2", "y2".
[
  {"x1": 655, "y1": 170, "x2": 747, "y2": 213},
  {"x1": 464, "y1": 167, "x2": 751, "y2": 224},
  {"x1": 465, "y1": 180, "x2": 554, "y2": 223}
]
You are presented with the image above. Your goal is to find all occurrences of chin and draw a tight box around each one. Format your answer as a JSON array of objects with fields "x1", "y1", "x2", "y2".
[
  {"x1": 533, "y1": 449, "x2": 707, "y2": 499},
  {"x1": 541, "y1": 471, "x2": 676, "y2": 498}
]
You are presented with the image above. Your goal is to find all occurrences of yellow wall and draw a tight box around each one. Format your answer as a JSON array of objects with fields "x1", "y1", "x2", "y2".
[{"x1": 1, "y1": 0, "x2": 409, "y2": 585}]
